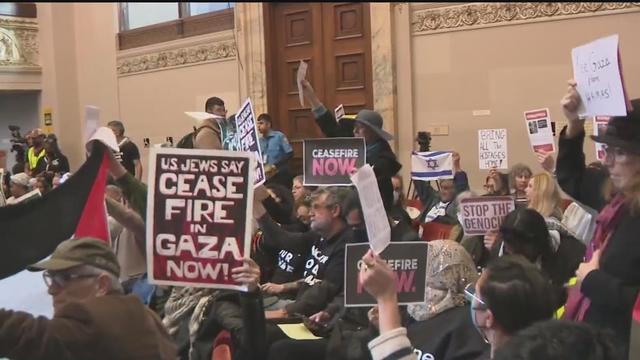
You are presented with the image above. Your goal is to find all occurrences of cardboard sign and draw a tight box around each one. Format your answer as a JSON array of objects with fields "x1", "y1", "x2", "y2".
[
  {"x1": 572, "y1": 34, "x2": 627, "y2": 117},
  {"x1": 411, "y1": 151, "x2": 454, "y2": 181},
  {"x1": 297, "y1": 60, "x2": 308, "y2": 107},
  {"x1": 303, "y1": 137, "x2": 366, "y2": 186},
  {"x1": 345, "y1": 242, "x2": 428, "y2": 307},
  {"x1": 594, "y1": 116, "x2": 611, "y2": 162},
  {"x1": 459, "y1": 196, "x2": 515, "y2": 236},
  {"x1": 235, "y1": 98, "x2": 266, "y2": 187},
  {"x1": 478, "y1": 129, "x2": 508, "y2": 169},
  {"x1": 351, "y1": 164, "x2": 391, "y2": 255},
  {"x1": 524, "y1": 108, "x2": 556, "y2": 154},
  {"x1": 146, "y1": 148, "x2": 255, "y2": 291}
]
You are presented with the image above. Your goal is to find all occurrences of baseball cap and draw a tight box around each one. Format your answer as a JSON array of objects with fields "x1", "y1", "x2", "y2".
[
  {"x1": 27, "y1": 237, "x2": 120, "y2": 277},
  {"x1": 10, "y1": 173, "x2": 31, "y2": 188}
]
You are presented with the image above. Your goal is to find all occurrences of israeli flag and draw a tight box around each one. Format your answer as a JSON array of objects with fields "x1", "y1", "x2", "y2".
[{"x1": 411, "y1": 151, "x2": 454, "y2": 181}]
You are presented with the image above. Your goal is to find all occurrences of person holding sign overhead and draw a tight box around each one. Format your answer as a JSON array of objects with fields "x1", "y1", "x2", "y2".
[
  {"x1": 556, "y1": 77, "x2": 640, "y2": 357},
  {"x1": 300, "y1": 79, "x2": 402, "y2": 215}
]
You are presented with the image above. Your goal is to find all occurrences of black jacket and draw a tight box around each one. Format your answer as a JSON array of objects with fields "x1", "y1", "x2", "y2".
[
  {"x1": 313, "y1": 105, "x2": 401, "y2": 209},
  {"x1": 557, "y1": 126, "x2": 640, "y2": 356},
  {"x1": 258, "y1": 213, "x2": 351, "y2": 316},
  {"x1": 406, "y1": 305, "x2": 489, "y2": 360}
]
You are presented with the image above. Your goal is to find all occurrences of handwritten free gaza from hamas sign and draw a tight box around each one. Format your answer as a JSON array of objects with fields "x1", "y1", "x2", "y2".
[
  {"x1": 146, "y1": 148, "x2": 255, "y2": 291},
  {"x1": 303, "y1": 138, "x2": 366, "y2": 186}
]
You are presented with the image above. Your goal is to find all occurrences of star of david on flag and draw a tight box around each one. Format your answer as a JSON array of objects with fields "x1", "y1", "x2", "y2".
[{"x1": 411, "y1": 151, "x2": 454, "y2": 181}]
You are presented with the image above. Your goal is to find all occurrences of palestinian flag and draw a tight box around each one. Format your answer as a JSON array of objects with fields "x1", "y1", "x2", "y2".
[{"x1": 0, "y1": 142, "x2": 110, "y2": 279}]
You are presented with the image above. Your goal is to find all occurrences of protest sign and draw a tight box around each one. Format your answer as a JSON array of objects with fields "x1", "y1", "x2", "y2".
[
  {"x1": 572, "y1": 34, "x2": 627, "y2": 117},
  {"x1": 335, "y1": 104, "x2": 345, "y2": 121},
  {"x1": 351, "y1": 164, "x2": 391, "y2": 254},
  {"x1": 411, "y1": 151, "x2": 454, "y2": 181},
  {"x1": 594, "y1": 116, "x2": 611, "y2": 162},
  {"x1": 459, "y1": 196, "x2": 515, "y2": 236},
  {"x1": 84, "y1": 106, "x2": 100, "y2": 144},
  {"x1": 345, "y1": 242, "x2": 428, "y2": 307},
  {"x1": 235, "y1": 98, "x2": 266, "y2": 187},
  {"x1": 303, "y1": 137, "x2": 366, "y2": 186},
  {"x1": 478, "y1": 129, "x2": 508, "y2": 169},
  {"x1": 146, "y1": 148, "x2": 255, "y2": 291},
  {"x1": 297, "y1": 60, "x2": 308, "y2": 107},
  {"x1": 524, "y1": 108, "x2": 556, "y2": 154}
]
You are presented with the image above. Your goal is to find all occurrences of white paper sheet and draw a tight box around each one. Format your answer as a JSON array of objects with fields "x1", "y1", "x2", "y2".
[
  {"x1": 297, "y1": 60, "x2": 308, "y2": 107},
  {"x1": 350, "y1": 164, "x2": 391, "y2": 254},
  {"x1": 571, "y1": 34, "x2": 626, "y2": 117},
  {"x1": 524, "y1": 108, "x2": 556, "y2": 154}
]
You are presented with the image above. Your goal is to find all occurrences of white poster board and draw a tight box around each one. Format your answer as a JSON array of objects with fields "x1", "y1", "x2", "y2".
[{"x1": 478, "y1": 129, "x2": 508, "y2": 169}]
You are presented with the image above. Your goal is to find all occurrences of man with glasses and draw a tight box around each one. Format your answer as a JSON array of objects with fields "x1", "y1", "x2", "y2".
[
  {"x1": 362, "y1": 254, "x2": 556, "y2": 360},
  {"x1": 253, "y1": 186, "x2": 354, "y2": 318},
  {"x1": 0, "y1": 237, "x2": 178, "y2": 359}
]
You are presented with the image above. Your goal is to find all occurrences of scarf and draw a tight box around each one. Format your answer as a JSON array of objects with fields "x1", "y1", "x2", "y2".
[
  {"x1": 408, "y1": 240, "x2": 478, "y2": 321},
  {"x1": 563, "y1": 193, "x2": 627, "y2": 322}
]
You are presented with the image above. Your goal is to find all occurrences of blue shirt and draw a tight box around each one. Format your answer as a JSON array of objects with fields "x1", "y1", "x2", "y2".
[{"x1": 259, "y1": 130, "x2": 293, "y2": 166}]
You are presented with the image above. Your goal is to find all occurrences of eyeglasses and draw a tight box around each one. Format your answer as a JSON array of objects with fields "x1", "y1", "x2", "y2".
[
  {"x1": 42, "y1": 271, "x2": 98, "y2": 288},
  {"x1": 464, "y1": 282, "x2": 488, "y2": 310}
]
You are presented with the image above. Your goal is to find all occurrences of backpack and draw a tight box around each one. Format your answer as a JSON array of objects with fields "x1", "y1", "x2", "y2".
[{"x1": 176, "y1": 125, "x2": 216, "y2": 149}]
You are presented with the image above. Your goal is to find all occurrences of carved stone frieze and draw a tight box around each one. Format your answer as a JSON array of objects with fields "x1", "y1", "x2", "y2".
[
  {"x1": 117, "y1": 33, "x2": 237, "y2": 76},
  {"x1": 0, "y1": 15, "x2": 39, "y2": 66},
  {"x1": 412, "y1": 2, "x2": 640, "y2": 34}
]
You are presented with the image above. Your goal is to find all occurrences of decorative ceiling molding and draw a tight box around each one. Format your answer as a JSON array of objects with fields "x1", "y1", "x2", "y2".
[
  {"x1": 411, "y1": 2, "x2": 640, "y2": 35},
  {"x1": 0, "y1": 15, "x2": 39, "y2": 67},
  {"x1": 117, "y1": 30, "x2": 237, "y2": 77}
]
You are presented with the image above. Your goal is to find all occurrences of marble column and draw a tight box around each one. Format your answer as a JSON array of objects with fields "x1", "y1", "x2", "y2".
[
  {"x1": 370, "y1": 3, "x2": 396, "y2": 152},
  {"x1": 234, "y1": 3, "x2": 268, "y2": 116}
]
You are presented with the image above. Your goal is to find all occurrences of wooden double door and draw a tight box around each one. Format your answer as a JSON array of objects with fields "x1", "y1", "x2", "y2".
[{"x1": 264, "y1": 2, "x2": 374, "y2": 176}]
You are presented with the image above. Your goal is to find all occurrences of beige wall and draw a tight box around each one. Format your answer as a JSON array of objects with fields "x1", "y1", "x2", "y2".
[
  {"x1": 407, "y1": 10, "x2": 640, "y2": 192},
  {"x1": 118, "y1": 59, "x2": 240, "y2": 176},
  {"x1": 37, "y1": 3, "x2": 239, "y2": 177}
]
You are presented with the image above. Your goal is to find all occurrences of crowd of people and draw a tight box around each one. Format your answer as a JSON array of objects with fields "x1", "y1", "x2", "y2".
[{"x1": 0, "y1": 76, "x2": 637, "y2": 360}]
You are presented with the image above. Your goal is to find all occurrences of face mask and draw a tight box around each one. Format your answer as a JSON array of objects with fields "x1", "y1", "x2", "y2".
[{"x1": 353, "y1": 228, "x2": 368, "y2": 243}]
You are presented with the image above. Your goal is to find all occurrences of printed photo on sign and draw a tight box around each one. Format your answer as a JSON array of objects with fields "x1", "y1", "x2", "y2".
[
  {"x1": 235, "y1": 98, "x2": 266, "y2": 187},
  {"x1": 478, "y1": 129, "x2": 508, "y2": 170},
  {"x1": 524, "y1": 109, "x2": 555, "y2": 154},
  {"x1": 571, "y1": 34, "x2": 627, "y2": 117},
  {"x1": 145, "y1": 148, "x2": 255, "y2": 291},
  {"x1": 411, "y1": 151, "x2": 454, "y2": 181},
  {"x1": 344, "y1": 242, "x2": 428, "y2": 307},
  {"x1": 594, "y1": 116, "x2": 611, "y2": 162},
  {"x1": 303, "y1": 137, "x2": 366, "y2": 186},
  {"x1": 459, "y1": 196, "x2": 515, "y2": 236}
]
